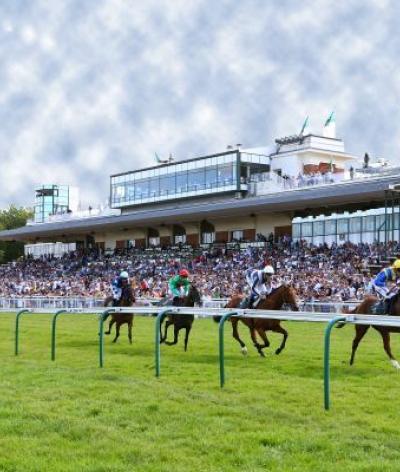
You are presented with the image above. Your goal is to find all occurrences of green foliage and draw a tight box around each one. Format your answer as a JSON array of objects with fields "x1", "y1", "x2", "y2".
[
  {"x1": 0, "y1": 315, "x2": 399, "y2": 471},
  {"x1": 0, "y1": 205, "x2": 33, "y2": 262}
]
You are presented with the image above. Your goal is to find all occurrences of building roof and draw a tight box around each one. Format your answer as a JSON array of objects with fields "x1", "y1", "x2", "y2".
[{"x1": 1, "y1": 174, "x2": 399, "y2": 241}]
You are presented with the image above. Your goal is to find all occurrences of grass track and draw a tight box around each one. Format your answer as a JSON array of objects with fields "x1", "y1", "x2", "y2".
[{"x1": 0, "y1": 312, "x2": 400, "y2": 471}]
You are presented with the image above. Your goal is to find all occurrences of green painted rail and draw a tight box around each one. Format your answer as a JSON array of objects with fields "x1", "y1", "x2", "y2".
[
  {"x1": 14, "y1": 309, "x2": 31, "y2": 356},
  {"x1": 98, "y1": 308, "x2": 116, "y2": 368},
  {"x1": 155, "y1": 308, "x2": 174, "y2": 377},
  {"x1": 218, "y1": 311, "x2": 239, "y2": 387},
  {"x1": 323, "y1": 316, "x2": 347, "y2": 410},
  {"x1": 50, "y1": 310, "x2": 73, "y2": 361}
]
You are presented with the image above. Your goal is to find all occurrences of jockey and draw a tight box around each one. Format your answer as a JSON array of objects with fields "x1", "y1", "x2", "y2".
[
  {"x1": 372, "y1": 259, "x2": 400, "y2": 312},
  {"x1": 111, "y1": 271, "x2": 129, "y2": 305},
  {"x1": 169, "y1": 269, "x2": 190, "y2": 303},
  {"x1": 246, "y1": 265, "x2": 275, "y2": 308}
]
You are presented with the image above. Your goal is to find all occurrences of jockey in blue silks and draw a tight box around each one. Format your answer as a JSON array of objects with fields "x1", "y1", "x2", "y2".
[
  {"x1": 245, "y1": 265, "x2": 275, "y2": 308},
  {"x1": 372, "y1": 259, "x2": 400, "y2": 313},
  {"x1": 111, "y1": 271, "x2": 129, "y2": 305}
]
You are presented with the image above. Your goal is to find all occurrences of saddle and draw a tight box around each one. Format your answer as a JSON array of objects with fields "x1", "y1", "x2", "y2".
[
  {"x1": 371, "y1": 300, "x2": 386, "y2": 316},
  {"x1": 371, "y1": 294, "x2": 398, "y2": 316}
]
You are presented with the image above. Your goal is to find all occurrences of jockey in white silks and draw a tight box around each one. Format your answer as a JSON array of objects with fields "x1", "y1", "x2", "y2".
[{"x1": 245, "y1": 265, "x2": 275, "y2": 308}]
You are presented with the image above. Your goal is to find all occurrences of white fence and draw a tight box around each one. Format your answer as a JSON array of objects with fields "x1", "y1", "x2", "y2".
[{"x1": 0, "y1": 296, "x2": 361, "y2": 311}]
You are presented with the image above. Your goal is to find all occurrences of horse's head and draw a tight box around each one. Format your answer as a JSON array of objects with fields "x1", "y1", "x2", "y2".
[
  {"x1": 279, "y1": 284, "x2": 299, "y2": 311},
  {"x1": 188, "y1": 284, "x2": 202, "y2": 307}
]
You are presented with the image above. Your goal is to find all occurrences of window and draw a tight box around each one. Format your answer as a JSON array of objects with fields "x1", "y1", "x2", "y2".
[
  {"x1": 148, "y1": 237, "x2": 160, "y2": 247},
  {"x1": 349, "y1": 217, "x2": 361, "y2": 233},
  {"x1": 301, "y1": 222, "x2": 312, "y2": 237},
  {"x1": 218, "y1": 163, "x2": 234, "y2": 186},
  {"x1": 188, "y1": 168, "x2": 205, "y2": 190},
  {"x1": 231, "y1": 230, "x2": 243, "y2": 241},
  {"x1": 362, "y1": 215, "x2": 375, "y2": 232},
  {"x1": 324, "y1": 220, "x2": 336, "y2": 235},
  {"x1": 376, "y1": 214, "x2": 385, "y2": 231},
  {"x1": 202, "y1": 232, "x2": 215, "y2": 244},
  {"x1": 337, "y1": 218, "x2": 349, "y2": 234},
  {"x1": 313, "y1": 221, "x2": 324, "y2": 236},
  {"x1": 174, "y1": 234, "x2": 186, "y2": 244},
  {"x1": 176, "y1": 171, "x2": 187, "y2": 193},
  {"x1": 292, "y1": 223, "x2": 301, "y2": 238},
  {"x1": 206, "y1": 166, "x2": 218, "y2": 188}
]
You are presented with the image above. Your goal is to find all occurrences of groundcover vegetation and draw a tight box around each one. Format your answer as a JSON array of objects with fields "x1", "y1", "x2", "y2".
[{"x1": 0, "y1": 313, "x2": 399, "y2": 471}]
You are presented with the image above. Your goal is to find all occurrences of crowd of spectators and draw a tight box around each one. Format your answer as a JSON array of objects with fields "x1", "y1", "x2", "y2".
[{"x1": 0, "y1": 239, "x2": 398, "y2": 303}]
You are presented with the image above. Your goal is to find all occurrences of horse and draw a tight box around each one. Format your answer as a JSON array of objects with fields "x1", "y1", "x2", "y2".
[
  {"x1": 214, "y1": 285, "x2": 299, "y2": 357},
  {"x1": 341, "y1": 292, "x2": 400, "y2": 369},
  {"x1": 103, "y1": 285, "x2": 135, "y2": 343},
  {"x1": 160, "y1": 285, "x2": 202, "y2": 351}
]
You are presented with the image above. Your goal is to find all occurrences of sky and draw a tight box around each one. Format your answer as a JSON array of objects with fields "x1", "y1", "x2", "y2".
[{"x1": 0, "y1": 0, "x2": 398, "y2": 209}]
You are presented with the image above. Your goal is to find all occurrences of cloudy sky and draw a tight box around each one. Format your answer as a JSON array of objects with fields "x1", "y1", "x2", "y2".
[{"x1": 0, "y1": 0, "x2": 398, "y2": 208}]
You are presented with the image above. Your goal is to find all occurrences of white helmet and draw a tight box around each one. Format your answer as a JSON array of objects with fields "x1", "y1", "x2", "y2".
[
  {"x1": 263, "y1": 265, "x2": 275, "y2": 275},
  {"x1": 119, "y1": 271, "x2": 129, "y2": 279}
]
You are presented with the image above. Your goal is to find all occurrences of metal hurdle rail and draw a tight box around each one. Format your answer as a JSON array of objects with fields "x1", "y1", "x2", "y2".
[{"x1": 2, "y1": 306, "x2": 400, "y2": 410}]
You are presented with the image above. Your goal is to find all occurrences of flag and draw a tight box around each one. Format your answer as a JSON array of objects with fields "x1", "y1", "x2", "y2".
[
  {"x1": 324, "y1": 111, "x2": 335, "y2": 127},
  {"x1": 323, "y1": 111, "x2": 336, "y2": 138},
  {"x1": 300, "y1": 116, "x2": 310, "y2": 135}
]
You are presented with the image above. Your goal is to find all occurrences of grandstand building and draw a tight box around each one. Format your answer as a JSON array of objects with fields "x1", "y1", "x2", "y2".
[{"x1": 1, "y1": 128, "x2": 400, "y2": 255}]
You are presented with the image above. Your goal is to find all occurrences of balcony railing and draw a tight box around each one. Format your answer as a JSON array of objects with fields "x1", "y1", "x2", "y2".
[{"x1": 249, "y1": 167, "x2": 400, "y2": 197}]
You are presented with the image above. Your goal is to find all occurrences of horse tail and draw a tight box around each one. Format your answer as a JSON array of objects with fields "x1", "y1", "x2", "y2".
[{"x1": 335, "y1": 305, "x2": 358, "y2": 328}]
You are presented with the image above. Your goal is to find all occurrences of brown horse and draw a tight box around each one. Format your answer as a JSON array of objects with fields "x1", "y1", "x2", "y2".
[
  {"x1": 160, "y1": 285, "x2": 201, "y2": 351},
  {"x1": 104, "y1": 285, "x2": 135, "y2": 343},
  {"x1": 343, "y1": 293, "x2": 400, "y2": 369},
  {"x1": 214, "y1": 285, "x2": 299, "y2": 357}
]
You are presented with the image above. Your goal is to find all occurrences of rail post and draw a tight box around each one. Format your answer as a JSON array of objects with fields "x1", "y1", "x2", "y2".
[
  {"x1": 14, "y1": 309, "x2": 31, "y2": 356},
  {"x1": 219, "y1": 311, "x2": 239, "y2": 388},
  {"x1": 324, "y1": 316, "x2": 347, "y2": 410},
  {"x1": 155, "y1": 308, "x2": 174, "y2": 377},
  {"x1": 99, "y1": 309, "x2": 115, "y2": 368},
  {"x1": 50, "y1": 310, "x2": 68, "y2": 361}
]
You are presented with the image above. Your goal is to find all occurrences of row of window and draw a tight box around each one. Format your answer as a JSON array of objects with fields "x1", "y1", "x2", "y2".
[
  {"x1": 118, "y1": 230, "x2": 246, "y2": 247},
  {"x1": 111, "y1": 153, "x2": 238, "y2": 184},
  {"x1": 293, "y1": 213, "x2": 400, "y2": 238},
  {"x1": 111, "y1": 162, "x2": 237, "y2": 204}
]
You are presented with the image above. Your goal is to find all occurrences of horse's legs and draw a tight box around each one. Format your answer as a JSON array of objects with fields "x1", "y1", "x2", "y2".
[
  {"x1": 248, "y1": 325, "x2": 265, "y2": 357},
  {"x1": 270, "y1": 324, "x2": 288, "y2": 355},
  {"x1": 160, "y1": 319, "x2": 174, "y2": 343},
  {"x1": 349, "y1": 325, "x2": 370, "y2": 365},
  {"x1": 165, "y1": 325, "x2": 179, "y2": 346},
  {"x1": 105, "y1": 319, "x2": 115, "y2": 335},
  {"x1": 128, "y1": 320, "x2": 133, "y2": 344},
  {"x1": 375, "y1": 328, "x2": 400, "y2": 369},
  {"x1": 112, "y1": 322, "x2": 121, "y2": 343},
  {"x1": 231, "y1": 318, "x2": 248, "y2": 355},
  {"x1": 184, "y1": 325, "x2": 192, "y2": 352},
  {"x1": 255, "y1": 326, "x2": 270, "y2": 352}
]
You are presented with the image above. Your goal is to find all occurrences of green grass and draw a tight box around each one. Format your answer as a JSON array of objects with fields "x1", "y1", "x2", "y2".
[{"x1": 0, "y1": 313, "x2": 400, "y2": 471}]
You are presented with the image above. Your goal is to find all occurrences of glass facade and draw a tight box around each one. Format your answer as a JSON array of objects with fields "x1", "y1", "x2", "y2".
[
  {"x1": 34, "y1": 185, "x2": 71, "y2": 223},
  {"x1": 111, "y1": 152, "x2": 239, "y2": 207},
  {"x1": 110, "y1": 151, "x2": 269, "y2": 208},
  {"x1": 293, "y1": 209, "x2": 400, "y2": 244}
]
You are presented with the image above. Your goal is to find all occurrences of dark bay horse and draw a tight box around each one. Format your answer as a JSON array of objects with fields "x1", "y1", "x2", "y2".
[
  {"x1": 160, "y1": 285, "x2": 201, "y2": 351},
  {"x1": 343, "y1": 293, "x2": 400, "y2": 369},
  {"x1": 214, "y1": 285, "x2": 299, "y2": 357},
  {"x1": 104, "y1": 285, "x2": 135, "y2": 343}
]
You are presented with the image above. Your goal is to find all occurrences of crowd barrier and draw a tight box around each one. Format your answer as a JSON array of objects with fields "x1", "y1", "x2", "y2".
[{"x1": 1, "y1": 304, "x2": 395, "y2": 411}]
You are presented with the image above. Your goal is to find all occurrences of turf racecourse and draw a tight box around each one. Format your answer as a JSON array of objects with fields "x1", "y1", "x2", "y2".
[{"x1": 0, "y1": 314, "x2": 400, "y2": 472}]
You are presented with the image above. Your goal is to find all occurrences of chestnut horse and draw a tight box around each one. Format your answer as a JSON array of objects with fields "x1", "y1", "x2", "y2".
[
  {"x1": 160, "y1": 285, "x2": 201, "y2": 351},
  {"x1": 103, "y1": 285, "x2": 135, "y2": 343},
  {"x1": 343, "y1": 292, "x2": 400, "y2": 369},
  {"x1": 214, "y1": 285, "x2": 299, "y2": 357}
]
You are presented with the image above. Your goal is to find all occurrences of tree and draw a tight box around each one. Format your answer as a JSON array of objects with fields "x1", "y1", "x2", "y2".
[{"x1": 0, "y1": 205, "x2": 33, "y2": 263}]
